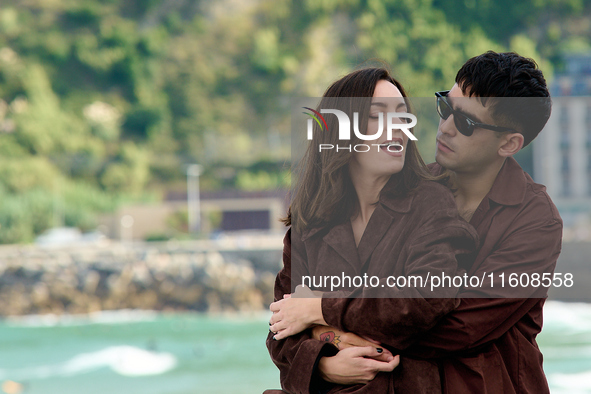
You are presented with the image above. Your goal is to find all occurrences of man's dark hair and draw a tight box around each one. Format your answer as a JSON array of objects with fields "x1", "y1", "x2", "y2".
[{"x1": 455, "y1": 51, "x2": 551, "y2": 147}]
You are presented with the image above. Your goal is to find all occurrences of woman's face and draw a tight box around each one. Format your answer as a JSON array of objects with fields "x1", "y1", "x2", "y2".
[{"x1": 351, "y1": 79, "x2": 409, "y2": 178}]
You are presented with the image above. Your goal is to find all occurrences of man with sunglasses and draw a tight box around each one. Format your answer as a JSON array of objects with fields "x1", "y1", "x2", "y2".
[{"x1": 393, "y1": 51, "x2": 562, "y2": 393}]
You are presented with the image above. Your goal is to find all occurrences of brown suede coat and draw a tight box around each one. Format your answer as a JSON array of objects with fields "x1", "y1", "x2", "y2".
[
  {"x1": 397, "y1": 158, "x2": 563, "y2": 394},
  {"x1": 320, "y1": 158, "x2": 562, "y2": 393},
  {"x1": 267, "y1": 180, "x2": 478, "y2": 393}
]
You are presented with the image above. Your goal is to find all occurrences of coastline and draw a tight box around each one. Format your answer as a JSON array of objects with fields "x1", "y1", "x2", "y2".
[
  {"x1": 0, "y1": 238, "x2": 587, "y2": 317},
  {"x1": 0, "y1": 239, "x2": 280, "y2": 316}
]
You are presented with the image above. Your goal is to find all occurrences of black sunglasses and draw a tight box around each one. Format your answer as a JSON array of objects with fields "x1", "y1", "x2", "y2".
[{"x1": 435, "y1": 91, "x2": 513, "y2": 136}]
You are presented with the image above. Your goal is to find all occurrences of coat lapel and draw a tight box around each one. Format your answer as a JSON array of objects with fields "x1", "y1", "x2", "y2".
[
  {"x1": 322, "y1": 221, "x2": 361, "y2": 274},
  {"x1": 357, "y1": 204, "x2": 394, "y2": 268}
]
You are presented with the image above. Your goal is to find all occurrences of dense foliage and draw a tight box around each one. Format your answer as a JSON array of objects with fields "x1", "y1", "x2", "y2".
[{"x1": 0, "y1": 0, "x2": 589, "y2": 242}]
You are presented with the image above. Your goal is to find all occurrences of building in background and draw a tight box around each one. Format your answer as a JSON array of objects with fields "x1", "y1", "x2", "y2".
[
  {"x1": 533, "y1": 53, "x2": 591, "y2": 238},
  {"x1": 98, "y1": 189, "x2": 289, "y2": 241}
]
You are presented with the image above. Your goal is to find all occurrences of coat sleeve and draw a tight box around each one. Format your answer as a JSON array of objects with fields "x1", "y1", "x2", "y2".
[
  {"x1": 266, "y1": 229, "x2": 338, "y2": 394},
  {"x1": 404, "y1": 215, "x2": 562, "y2": 358},
  {"x1": 321, "y1": 206, "x2": 478, "y2": 350}
]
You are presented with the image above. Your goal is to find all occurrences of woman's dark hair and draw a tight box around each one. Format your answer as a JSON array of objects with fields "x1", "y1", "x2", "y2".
[
  {"x1": 455, "y1": 51, "x2": 551, "y2": 147},
  {"x1": 283, "y1": 67, "x2": 438, "y2": 233}
]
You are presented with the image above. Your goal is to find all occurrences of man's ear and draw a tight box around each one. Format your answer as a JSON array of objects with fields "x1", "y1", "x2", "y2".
[{"x1": 498, "y1": 132, "x2": 524, "y2": 157}]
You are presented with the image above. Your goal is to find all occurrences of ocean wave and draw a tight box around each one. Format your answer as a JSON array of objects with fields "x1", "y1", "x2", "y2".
[
  {"x1": 541, "y1": 345, "x2": 591, "y2": 359},
  {"x1": 543, "y1": 301, "x2": 591, "y2": 333},
  {"x1": 0, "y1": 346, "x2": 177, "y2": 380},
  {"x1": 549, "y1": 369, "x2": 591, "y2": 392}
]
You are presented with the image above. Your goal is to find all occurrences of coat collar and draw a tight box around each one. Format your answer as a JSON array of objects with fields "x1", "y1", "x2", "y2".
[
  {"x1": 299, "y1": 176, "x2": 413, "y2": 241},
  {"x1": 320, "y1": 221, "x2": 361, "y2": 273},
  {"x1": 485, "y1": 157, "x2": 527, "y2": 206},
  {"x1": 377, "y1": 176, "x2": 414, "y2": 214},
  {"x1": 299, "y1": 185, "x2": 410, "y2": 270},
  {"x1": 298, "y1": 224, "x2": 361, "y2": 272},
  {"x1": 319, "y1": 203, "x2": 396, "y2": 272},
  {"x1": 428, "y1": 157, "x2": 526, "y2": 206},
  {"x1": 356, "y1": 203, "x2": 395, "y2": 266}
]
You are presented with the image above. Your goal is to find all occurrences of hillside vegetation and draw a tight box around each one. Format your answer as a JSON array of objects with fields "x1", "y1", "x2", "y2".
[{"x1": 0, "y1": 0, "x2": 588, "y2": 242}]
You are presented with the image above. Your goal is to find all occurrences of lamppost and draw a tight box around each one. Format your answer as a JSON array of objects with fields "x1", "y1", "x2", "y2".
[
  {"x1": 187, "y1": 164, "x2": 203, "y2": 234},
  {"x1": 120, "y1": 214, "x2": 134, "y2": 244}
]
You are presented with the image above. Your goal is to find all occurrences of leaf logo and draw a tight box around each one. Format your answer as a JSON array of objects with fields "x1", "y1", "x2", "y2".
[{"x1": 302, "y1": 107, "x2": 328, "y2": 131}]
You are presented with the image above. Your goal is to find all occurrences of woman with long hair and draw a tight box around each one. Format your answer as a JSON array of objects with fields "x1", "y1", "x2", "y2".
[{"x1": 266, "y1": 68, "x2": 477, "y2": 393}]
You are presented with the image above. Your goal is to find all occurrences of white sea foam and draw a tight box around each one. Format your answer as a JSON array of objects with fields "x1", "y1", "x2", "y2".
[
  {"x1": 543, "y1": 301, "x2": 591, "y2": 333},
  {"x1": 0, "y1": 346, "x2": 177, "y2": 380},
  {"x1": 61, "y1": 346, "x2": 177, "y2": 376},
  {"x1": 549, "y1": 369, "x2": 591, "y2": 392}
]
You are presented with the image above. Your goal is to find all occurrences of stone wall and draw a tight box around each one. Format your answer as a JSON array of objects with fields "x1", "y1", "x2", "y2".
[
  {"x1": 0, "y1": 240, "x2": 282, "y2": 316},
  {"x1": 0, "y1": 238, "x2": 586, "y2": 316}
]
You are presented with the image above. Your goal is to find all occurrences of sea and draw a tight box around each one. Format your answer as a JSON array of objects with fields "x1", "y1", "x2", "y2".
[{"x1": 0, "y1": 300, "x2": 589, "y2": 394}]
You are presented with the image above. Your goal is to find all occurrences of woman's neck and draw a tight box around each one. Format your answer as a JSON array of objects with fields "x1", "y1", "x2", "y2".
[{"x1": 349, "y1": 163, "x2": 390, "y2": 225}]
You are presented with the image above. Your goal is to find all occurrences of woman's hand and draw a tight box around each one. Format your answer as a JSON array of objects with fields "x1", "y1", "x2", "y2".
[
  {"x1": 311, "y1": 325, "x2": 393, "y2": 362},
  {"x1": 318, "y1": 346, "x2": 400, "y2": 385},
  {"x1": 269, "y1": 286, "x2": 327, "y2": 340}
]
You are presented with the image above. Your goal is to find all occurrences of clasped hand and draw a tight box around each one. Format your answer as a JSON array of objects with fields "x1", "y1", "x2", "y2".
[
  {"x1": 312, "y1": 327, "x2": 400, "y2": 385},
  {"x1": 269, "y1": 286, "x2": 400, "y2": 385},
  {"x1": 269, "y1": 285, "x2": 325, "y2": 340}
]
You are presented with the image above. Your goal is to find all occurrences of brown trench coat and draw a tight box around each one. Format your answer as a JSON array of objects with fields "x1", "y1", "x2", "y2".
[
  {"x1": 267, "y1": 179, "x2": 478, "y2": 393},
  {"x1": 397, "y1": 158, "x2": 562, "y2": 393},
  {"x1": 320, "y1": 158, "x2": 563, "y2": 393}
]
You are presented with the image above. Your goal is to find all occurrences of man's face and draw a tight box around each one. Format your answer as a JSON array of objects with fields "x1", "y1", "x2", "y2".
[{"x1": 435, "y1": 84, "x2": 505, "y2": 174}]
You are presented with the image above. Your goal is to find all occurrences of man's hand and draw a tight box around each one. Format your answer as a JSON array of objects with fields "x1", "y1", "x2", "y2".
[
  {"x1": 312, "y1": 325, "x2": 393, "y2": 362},
  {"x1": 269, "y1": 286, "x2": 327, "y2": 340},
  {"x1": 318, "y1": 346, "x2": 400, "y2": 385}
]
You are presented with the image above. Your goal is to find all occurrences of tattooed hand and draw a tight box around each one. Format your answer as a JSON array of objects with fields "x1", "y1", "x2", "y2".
[{"x1": 312, "y1": 325, "x2": 393, "y2": 362}]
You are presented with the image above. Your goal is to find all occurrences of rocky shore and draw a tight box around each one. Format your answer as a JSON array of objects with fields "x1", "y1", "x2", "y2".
[
  {"x1": 0, "y1": 240, "x2": 282, "y2": 316},
  {"x1": 1, "y1": 237, "x2": 586, "y2": 316}
]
